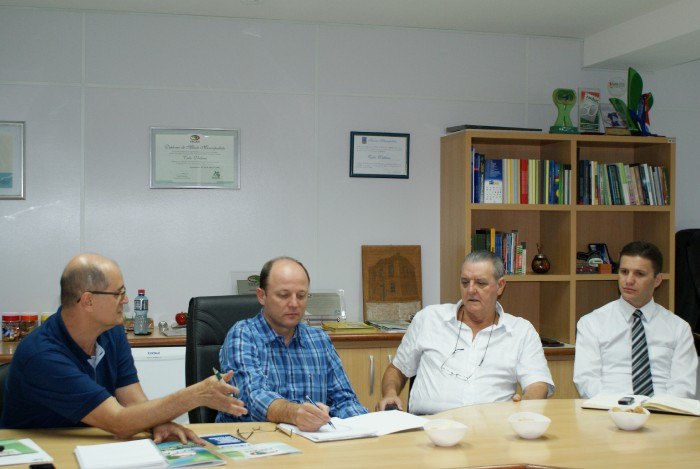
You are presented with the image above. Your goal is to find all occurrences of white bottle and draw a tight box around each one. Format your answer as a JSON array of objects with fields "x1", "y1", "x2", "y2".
[{"x1": 133, "y1": 289, "x2": 149, "y2": 335}]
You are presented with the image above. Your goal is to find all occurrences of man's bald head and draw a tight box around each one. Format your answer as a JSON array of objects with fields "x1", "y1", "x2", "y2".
[{"x1": 60, "y1": 254, "x2": 120, "y2": 306}]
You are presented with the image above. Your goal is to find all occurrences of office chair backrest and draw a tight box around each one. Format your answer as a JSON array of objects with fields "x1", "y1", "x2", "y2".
[
  {"x1": 185, "y1": 294, "x2": 260, "y2": 423},
  {"x1": 0, "y1": 363, "x2": 10, "y2": 414},
  {"x1": 0, "y1": 362, "x2": 10, "y2": 413}
]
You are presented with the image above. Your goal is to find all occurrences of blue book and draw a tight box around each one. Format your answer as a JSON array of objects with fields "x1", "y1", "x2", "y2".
[{"x1": 483, "y1": 159, "x2": 503, "y2": 203}]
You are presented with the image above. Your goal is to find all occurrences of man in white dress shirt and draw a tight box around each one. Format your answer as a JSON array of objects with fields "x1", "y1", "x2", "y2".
[
  {"x1": 378, "y1": 250, "x2": 554, "y2": 415},
  {"x1": 574, "y1": 241, "x2": 698, "y2": 398}
]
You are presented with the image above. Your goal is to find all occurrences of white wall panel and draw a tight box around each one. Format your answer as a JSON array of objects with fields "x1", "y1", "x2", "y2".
[
  {"x1": 316, "y1": 95, "x2": 526, "y2": 319},
  {"x1": 0, "y1": 9, "x2": 82, "y2": 83},
  {"x1": 0, "y1": 85, "x2": 82, "y2": 311},
  {"x1": 83, "y1": 87, "x2": 316, "y2": 317},
  {"x1": 85, "y1": 13, "x2": 316, "y2": 91},
  {"x1": 319, "y1": 25, "x2": 527, "y2": 102}
]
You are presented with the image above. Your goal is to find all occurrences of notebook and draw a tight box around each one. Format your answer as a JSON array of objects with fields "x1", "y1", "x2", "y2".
[
  {"x1": 75, "y1": 439, "x2": 168, "y2": 469},
  {"x1": 582, "y1": 393, "x2": 700, "y2": 416}
]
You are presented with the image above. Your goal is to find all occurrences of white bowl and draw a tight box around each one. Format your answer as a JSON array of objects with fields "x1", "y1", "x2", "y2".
[
  {"x1": 608, "y1": 407, "x2": 650, "y2": 430},
  {"x1": 508, "y1": 412, "x2": 551, "y2": 439},
  {"x1": 423, "y1": 419, "x2": 468, "y2": 447}
]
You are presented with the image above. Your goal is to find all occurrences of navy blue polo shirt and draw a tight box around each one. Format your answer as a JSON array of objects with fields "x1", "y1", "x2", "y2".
[{"x1": 0, "y1": 310, "x2": 139, "y2": 428}]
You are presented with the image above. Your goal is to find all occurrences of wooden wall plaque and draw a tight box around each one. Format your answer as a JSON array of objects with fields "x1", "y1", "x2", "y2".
[{"x1": 361, "y1": 245, "x2": 422, "y2": 321}]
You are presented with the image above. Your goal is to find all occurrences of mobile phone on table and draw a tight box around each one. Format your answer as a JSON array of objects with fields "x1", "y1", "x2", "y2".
[
  {"x1": 617, "y1": 396, "x2": 635, "y2": 405},
  {"x1": 29, "y1": 464, "x2": 56, "y2": 469}
]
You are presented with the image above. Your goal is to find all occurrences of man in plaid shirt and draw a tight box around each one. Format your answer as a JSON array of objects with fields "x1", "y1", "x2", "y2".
[{"x1": 217, "y1": 256, "x2": 367, "y2": 430}]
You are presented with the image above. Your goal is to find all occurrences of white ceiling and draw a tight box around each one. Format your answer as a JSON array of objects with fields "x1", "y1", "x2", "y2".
[{"x1": 2, "y1": 0, "x2": 699, "y2": 70}]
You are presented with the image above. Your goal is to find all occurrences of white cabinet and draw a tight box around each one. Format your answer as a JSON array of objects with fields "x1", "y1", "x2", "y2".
[{"x1": 131, "y1": 346, "x2": 188, "y2": 423}]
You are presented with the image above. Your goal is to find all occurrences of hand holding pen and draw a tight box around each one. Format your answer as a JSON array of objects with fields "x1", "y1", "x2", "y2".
[
  {"x1": 210, "y1": 367, "x2": 247, "y2": 417},
  {"x1": 304, "y1": 395, "x2": 336, "y2": 430}
]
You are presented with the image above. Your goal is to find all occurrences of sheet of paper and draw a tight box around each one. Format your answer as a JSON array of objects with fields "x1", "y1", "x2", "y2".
[
  {"x1": 216, "y1": 442, "x2": 301, "y2": 460},
  {"x1": 278, "y1": 410, "x2": 427, "y2": 442},
  {"x1": 340, "y1": 409, "x2": 429, "y2": 435}
]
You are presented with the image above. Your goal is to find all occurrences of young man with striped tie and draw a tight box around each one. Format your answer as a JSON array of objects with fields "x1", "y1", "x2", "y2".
[{"x1": 574, "y1": 241, "x2": 698, "y2": 398}]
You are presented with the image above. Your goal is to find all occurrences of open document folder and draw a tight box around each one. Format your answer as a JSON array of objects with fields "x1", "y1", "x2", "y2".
[{"x1": 278, "y1": 410, "x2": 428, "y2": 442}]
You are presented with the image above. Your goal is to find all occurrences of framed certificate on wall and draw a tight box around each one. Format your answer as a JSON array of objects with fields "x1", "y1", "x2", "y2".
[
  {"x1": 0, "y1": 121, "x2": 25, "y2": 199},
  {"x1": 150, "y1": 127, "x2": 240, "y2": 189},
  {"x1": 350, "y1": 131, "x2": 410, "y2": 179}
]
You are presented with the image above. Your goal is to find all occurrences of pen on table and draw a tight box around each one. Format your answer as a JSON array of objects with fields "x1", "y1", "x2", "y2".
[{"x1": 304, "y1": 395, "x2": 336, "y2": 430}]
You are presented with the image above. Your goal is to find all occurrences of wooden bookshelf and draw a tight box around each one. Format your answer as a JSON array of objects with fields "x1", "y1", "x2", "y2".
[{"x1": 440, "y1": 130, "x2": 675, "y2": 345}]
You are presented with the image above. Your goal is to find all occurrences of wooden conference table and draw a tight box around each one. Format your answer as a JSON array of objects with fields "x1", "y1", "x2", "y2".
[{"x1": 2, "y1": 399, "x2": 698, "y2": 468}]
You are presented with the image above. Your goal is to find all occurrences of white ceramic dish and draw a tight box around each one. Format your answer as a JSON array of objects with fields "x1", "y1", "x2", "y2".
[
  {"x1": 423, "y1": 419, "x2": 468, "y2": 447},
  {"x1": 508, "y1": 411, "x2": 551, "y2": 439},
  {"x1": 608, "y1": 407, "x2": 650, "y2": 430}
]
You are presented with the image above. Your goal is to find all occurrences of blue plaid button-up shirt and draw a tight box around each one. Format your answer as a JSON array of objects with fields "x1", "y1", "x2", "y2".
[{"x1": 216, "y1": 310, "x2": 367, "y2": 422}]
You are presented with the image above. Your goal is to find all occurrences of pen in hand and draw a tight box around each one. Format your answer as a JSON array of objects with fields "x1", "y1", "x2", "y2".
[
  {"x1": 213, "y1": 367, "x2": 237, "y2": 392},
  {"x1": 304, "y1": 395, "x2": 336, "y2": 430}
]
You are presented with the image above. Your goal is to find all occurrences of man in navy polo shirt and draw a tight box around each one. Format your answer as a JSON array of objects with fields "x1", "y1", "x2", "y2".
[{"x1": 0, "y1": 253, "x2": 247, "y2": 442}]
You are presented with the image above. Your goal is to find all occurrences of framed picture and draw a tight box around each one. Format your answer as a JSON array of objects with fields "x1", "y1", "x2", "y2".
[
  {"x1": 150, "y1": 127, "x2": 240, "y2": 189},
  {"x1": 578, "y1": 88, "x2": 602, "y2": 133},
  {"x1": 361, "y1": 245, "x2": 422, "y2": 321},
  {"x1": 599, "y1": 103, "x2": 630, "y2": 136},
  {"x1": 0, "y1": 121, "x2": 25, "y2": 199},
  {"x1": 350, "y1": 131, "x2": 410, "y2": 179}
]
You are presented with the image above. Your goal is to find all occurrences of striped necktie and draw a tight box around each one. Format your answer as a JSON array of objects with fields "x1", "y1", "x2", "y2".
[{"x1": 631, "y1": 309, "x2": 654, "y2": 396}]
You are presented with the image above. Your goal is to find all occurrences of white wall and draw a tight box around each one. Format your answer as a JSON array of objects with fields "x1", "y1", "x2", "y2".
[{"x1": 2, "y1": 7, "x2": 699, "y2": 323}]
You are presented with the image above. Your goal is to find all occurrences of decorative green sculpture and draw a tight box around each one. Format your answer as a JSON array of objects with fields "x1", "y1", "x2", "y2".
[
  {"x1": 550, "y1": 88, "x2": 579, "y2": 134},
  {"x1": 609, "y1": 67, "x2": 654, "y2": 136}
]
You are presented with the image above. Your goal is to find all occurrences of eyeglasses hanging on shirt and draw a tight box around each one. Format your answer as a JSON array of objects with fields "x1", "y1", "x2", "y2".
[{"x1": 440, "y1": 310, "x2": 495, "y2": 381}]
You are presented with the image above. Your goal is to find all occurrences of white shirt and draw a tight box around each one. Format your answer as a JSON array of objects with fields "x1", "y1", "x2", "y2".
[
  {"x1": 574, "y1": 297, "x2": 698, "y2": 398},
  {"x1": 393, "y1": 301, "x2": 554, "y2": 415}
]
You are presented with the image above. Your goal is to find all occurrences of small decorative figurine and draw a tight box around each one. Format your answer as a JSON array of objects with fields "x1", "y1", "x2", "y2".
[
  {"x1": 550, "y1": 88, "x2": 579, "y2": 134},
  {"x1": 531, "y1": 243, "x2": 551, "y2": 274}
]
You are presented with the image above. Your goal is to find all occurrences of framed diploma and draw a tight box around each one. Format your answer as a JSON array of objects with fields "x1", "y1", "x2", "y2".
[
  {"x1": 150, "y1": 127, "x2": 240, "y2": 189},
  {"x1": 0, "y1": 121, "x2": 25, "y2": 200},
  {"x1": 349, "y1": 131, "x2": 410, "y2": 179}
]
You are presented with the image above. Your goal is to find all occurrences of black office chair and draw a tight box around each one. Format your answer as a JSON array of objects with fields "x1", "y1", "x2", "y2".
[
  {"x1": 0, "y1": 362, "x2": 10, "y2": 413},
  {"x1": 185, "y1": 294, "x2": 260, "y2": 423}
]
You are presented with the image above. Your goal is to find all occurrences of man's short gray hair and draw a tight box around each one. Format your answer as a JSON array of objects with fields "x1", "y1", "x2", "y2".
[{"x1": 463, "y1": 250, "x2": 505, "y2": 279}]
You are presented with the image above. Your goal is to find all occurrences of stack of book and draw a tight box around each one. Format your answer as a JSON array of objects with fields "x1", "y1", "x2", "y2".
[
  {"x1": 577, "y1": 160, "x2": 670, "y2": 206},
  {"x1": 471, "y1": 149, "x2": 572, "y2": 205},
  {"x1": 366, "y1": 320, "x2": 410, "y2": 332},
  {"x1": 321, "y1": 321, "x2": 377, "y2": 334}
]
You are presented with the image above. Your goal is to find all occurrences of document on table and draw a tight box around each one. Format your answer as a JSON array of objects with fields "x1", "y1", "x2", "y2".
[
  {"x1": 75, "y1": 439, "x2": 168, "y2": 469},
  {"x1": 278, "y1": 410, "x2": 429, "y2": 442},
  {"x1": 0, "y1": 438, "x2": 53, "y2": 467}
]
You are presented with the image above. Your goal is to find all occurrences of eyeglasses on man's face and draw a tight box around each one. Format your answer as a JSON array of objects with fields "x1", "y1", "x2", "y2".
[{"x1": 77, "y1": 287, "x2": 127, "y2": 303}]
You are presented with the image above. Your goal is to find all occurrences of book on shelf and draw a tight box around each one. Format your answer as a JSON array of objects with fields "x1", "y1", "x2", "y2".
[
  {"x1": 469, "y1": 153, "x2": 570, "y2": 206},
  {"x1": 483, "y1": 159, "x2": 503, "y2": 203},
  {"x1": 471, "y1": 228, "x2": 525, "y2": 275},
  {"x1": 0, "y1": 438, "x2": 53, "y2": 467},
  {"x1": 577, "y1": 160, "x2": 670, "y2": 206},
  {"x1": 582, "y1": 393, "x2": 700, "y2": 416}
]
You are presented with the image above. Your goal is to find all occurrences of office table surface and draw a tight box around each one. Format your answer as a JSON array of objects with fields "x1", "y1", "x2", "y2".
[{"x1": 2, "y1": 399, "x2": 698, "y2": 468}]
